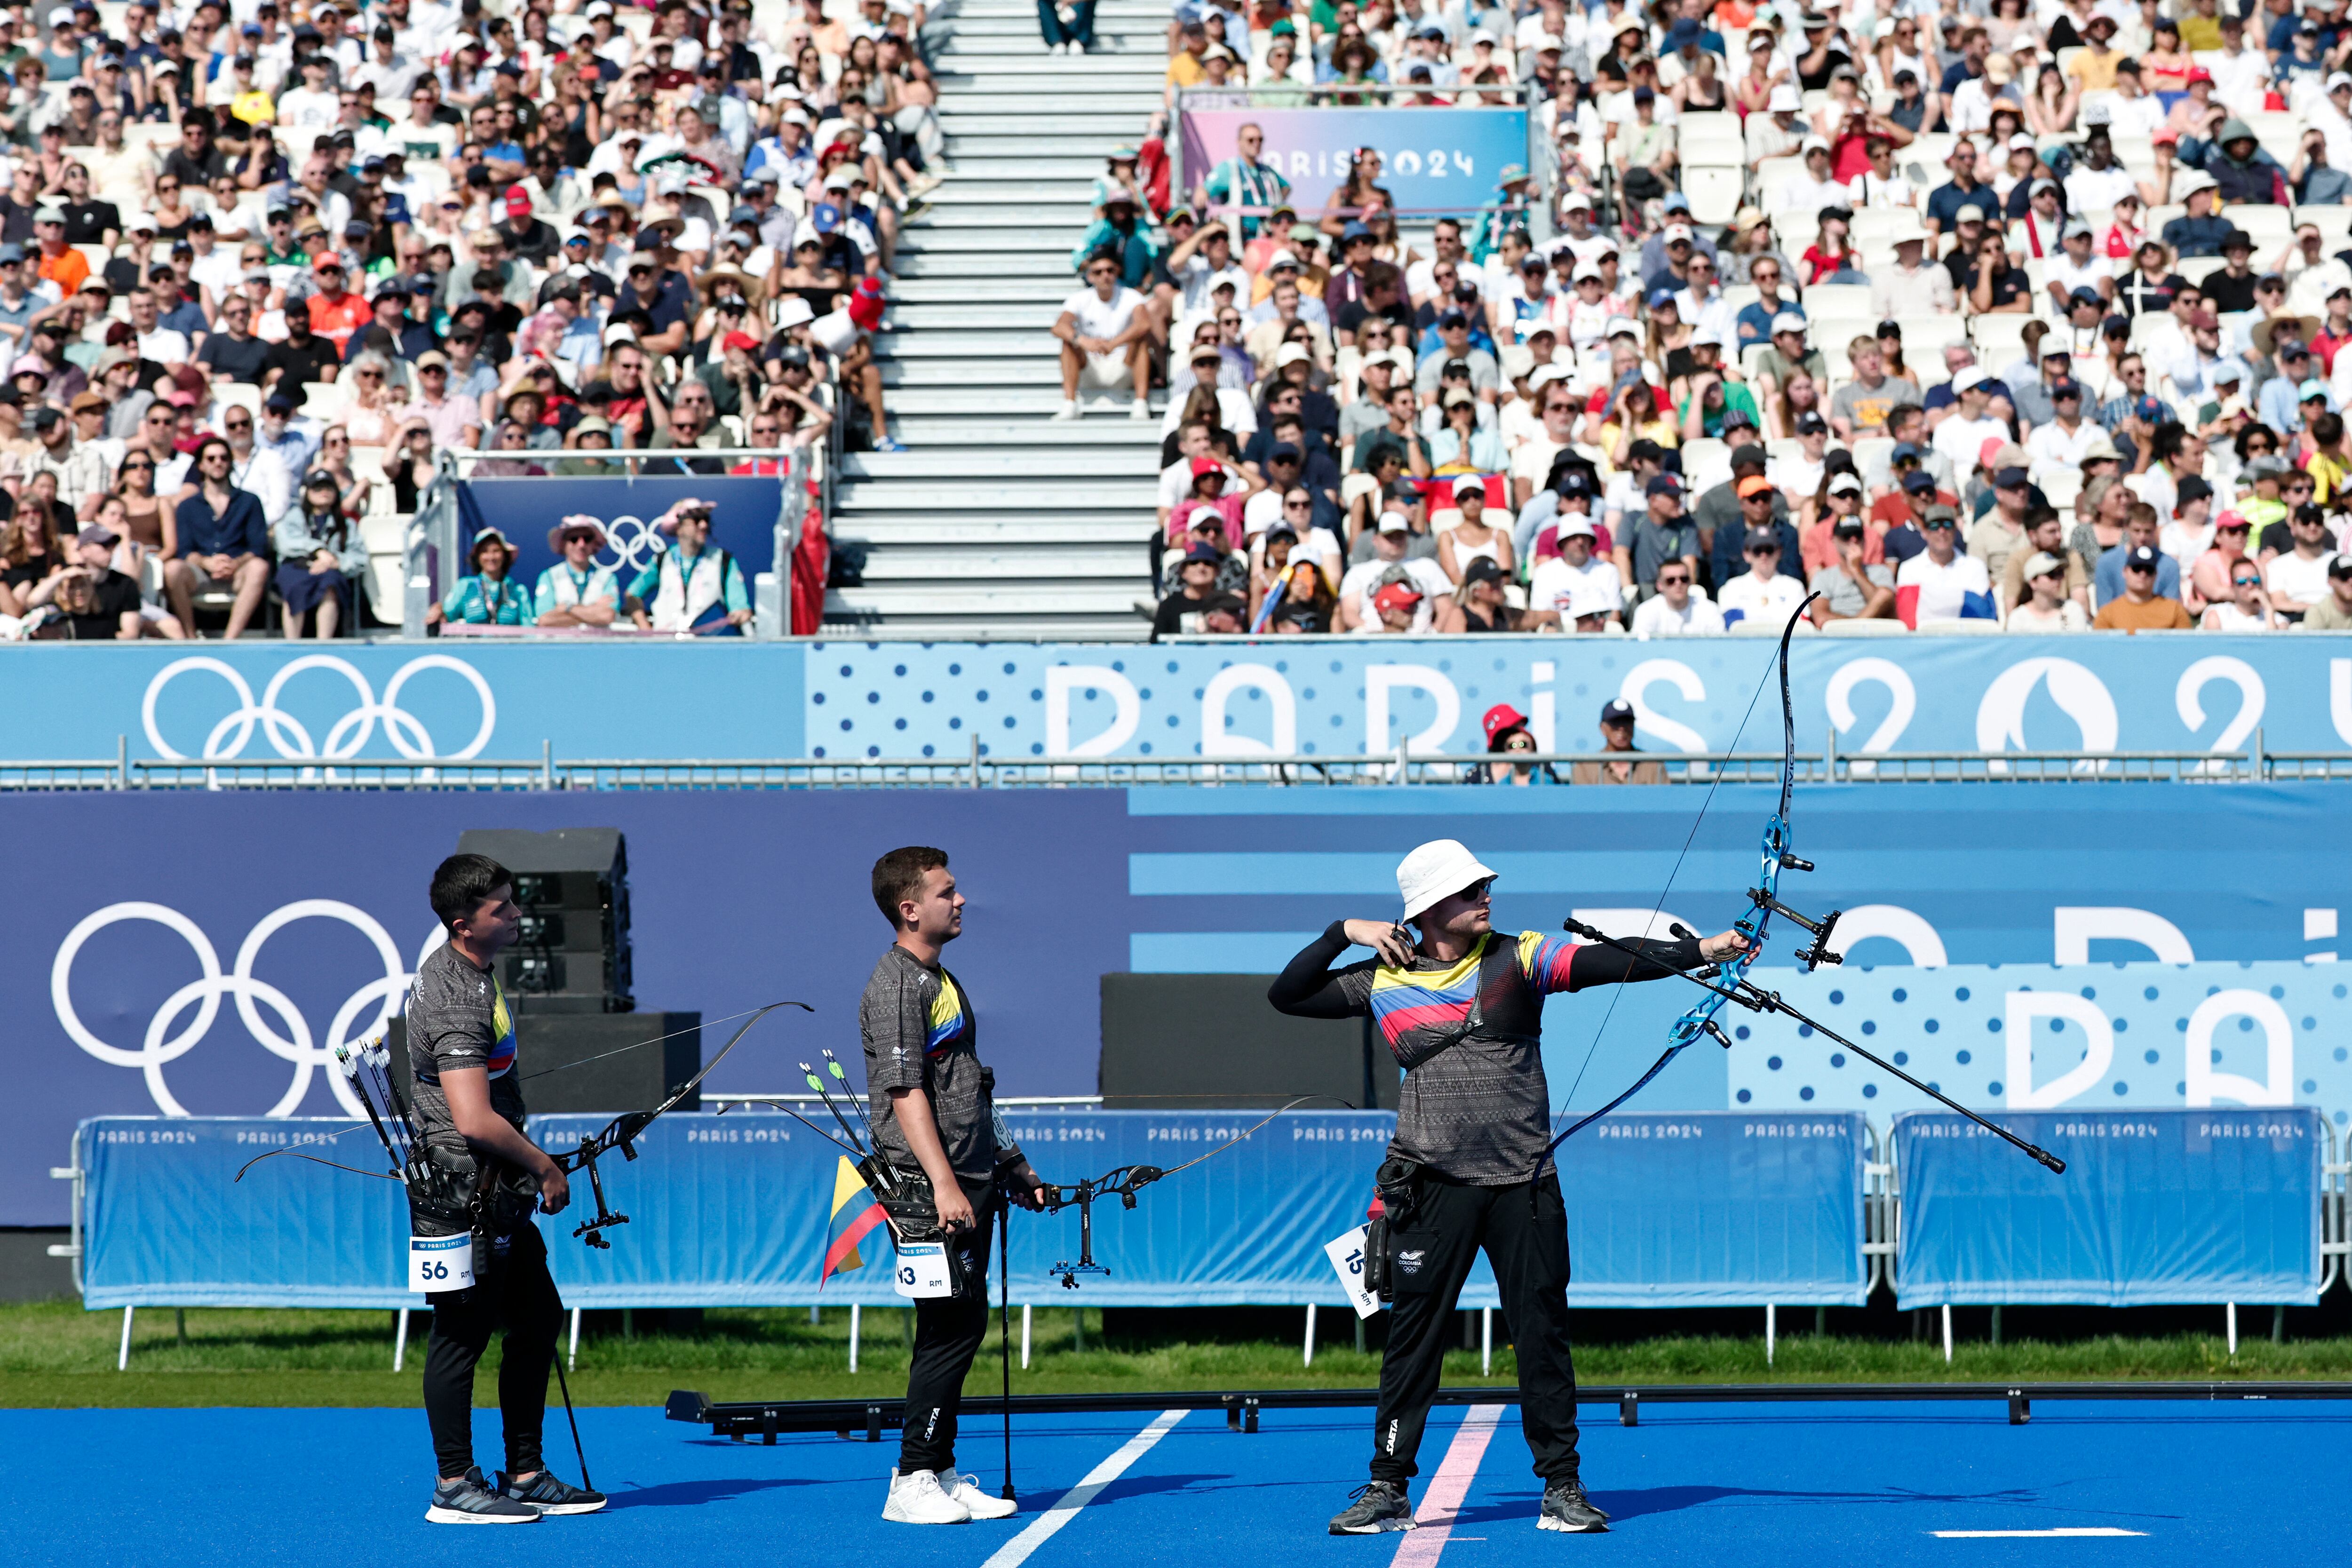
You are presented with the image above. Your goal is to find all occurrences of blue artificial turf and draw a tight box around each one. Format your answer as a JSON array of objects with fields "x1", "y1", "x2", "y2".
[{"x1": 0, "y1": 1398, "x2": 2336, "y2": 1567}]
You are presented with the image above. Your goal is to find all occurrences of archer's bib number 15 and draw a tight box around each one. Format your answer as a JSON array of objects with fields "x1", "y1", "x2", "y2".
[
  {"x1": 1323, "y1": 1226, "x2": 1381, "y2": 1319},
  {"x1": 409, "y1": 1233, "x2": 475, "y2": 1294},
  {"x1": 893, "y1": 1241, "x2": 954, "y2": 1299}
]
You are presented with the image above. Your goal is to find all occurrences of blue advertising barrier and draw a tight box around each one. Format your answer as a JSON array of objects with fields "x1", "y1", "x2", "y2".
[
  {"x1": 16, "y1": 785, "x2": 2352, "y2": 1225},
  {"x1": 11, "y1": 636, "x2": 2352, "y2": 764},
  {"x1": 16, "y1": 636, "x2": 2352, "y2": 765},
  {"x1": 75, "y1": 1111, "x2": 1861, "y2": 1311},
  {"x1": 1178, "y1": 106, "x2": 1530, "y2": 216},
  {"x1": 803, "y1": 637, "x2": 2352, "y2": 761},
  {"x1": 1891, "y1": 1107, "x2": 2326, "y2": 1308},
  {"x1": 81, "y1": 1118, "x2": 409, "y2": 1310},
  {"x1": 457, "y1": 474, "x2": 791, "y2": 595}
]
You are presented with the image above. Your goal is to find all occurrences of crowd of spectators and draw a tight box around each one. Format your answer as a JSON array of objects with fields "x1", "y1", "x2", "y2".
[
  {"x1": 1129, "y1": 0, "x2": 2352, "y2": 639},
  {"x1": 0, "y1": 0, "x2": 908, "y2": 639}
]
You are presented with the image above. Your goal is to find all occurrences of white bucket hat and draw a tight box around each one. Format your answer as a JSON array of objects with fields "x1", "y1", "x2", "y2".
[{"x1": 1397, "y1": 839, "x2": 1497, "y2": 921}]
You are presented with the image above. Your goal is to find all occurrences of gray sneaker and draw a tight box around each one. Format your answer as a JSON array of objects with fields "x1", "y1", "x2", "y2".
[
  {"x1": 501, "y1": 1470, "x2": 607, "y2": 1515},
  {"x1": 1536, "y1": 1477, "x2": 1609, "y2": 1533},
  {"x1": 1329, "y1": 1480, "x2": 1415, "y2": 1534},
  {"x1": 426, "y1": 1467, "x2": 541, "y2": 1525}
]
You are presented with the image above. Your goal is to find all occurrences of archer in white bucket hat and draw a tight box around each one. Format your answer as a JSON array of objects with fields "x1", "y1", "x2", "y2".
[
  {"x1": 1268, "y1": 838, "x2": 1748, "y2": 1538},
  {"x1": 1397, "y1": 838, "x2": 1496, "y2": 922}
]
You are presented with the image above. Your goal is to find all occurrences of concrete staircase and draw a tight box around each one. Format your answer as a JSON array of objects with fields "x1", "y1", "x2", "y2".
[{"x1": 822, "y1": 0, "x2": 1170, "y2": 640}]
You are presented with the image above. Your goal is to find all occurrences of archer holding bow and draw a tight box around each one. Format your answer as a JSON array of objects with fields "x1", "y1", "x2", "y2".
[
  {"x1": 409, "y1": 853, "x2": 605, "y2": 1525},
  {"x1": 862, "y1": 846, "x2": 1049, "y2": 1526},
  {"x1": 1268, "y1": 839, "x2": 1746, "y2": 1537}
]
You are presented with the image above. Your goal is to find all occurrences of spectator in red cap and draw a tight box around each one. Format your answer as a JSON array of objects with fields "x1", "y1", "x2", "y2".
[
  {"x1": 694, "y1": 329, "x2": 769, "y2": 417},
  {"x1": 495, "y1": 184, "x2": 561, "y2": 267},
  {"x1": 1478, "y1": 702, "x2": 1561, "y2": 785},
  {"x1": 1367, "y1": 576, "x2": 1427, "y2": 634}
]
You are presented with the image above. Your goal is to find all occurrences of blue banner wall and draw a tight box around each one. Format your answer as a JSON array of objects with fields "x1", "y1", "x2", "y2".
[
  {"x1": 14, "y1": 630, "x2": 2352, "y2": 766},
  {"x1": 458, "y1": 474, "x2": 789, "y2": 593},
  {"x1": 15, "y1": 784, "x2": 2352, "y2": 1223},
  {"x1": 805, "y1": 637, "x2": 2352, "y2": 761},
  {"x1": 17, "y1": 636, "x2": 2352, "y2": 766},
  {"x1": 0, "y1": 642, "x2": 807, "y2": 762},
  {"x1": 1892, "y1": 1108, "x2": 2324, "y2": 1307},
  {"x1": 78, "y1": 1112, "x2": 1861, "y2": 1310}
]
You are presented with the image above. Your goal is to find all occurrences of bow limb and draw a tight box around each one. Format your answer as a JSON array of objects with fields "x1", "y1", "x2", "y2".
[
  {"x1": 553, "y1": 1000, "x2": 811, "y2": 1173},
  {"x1": 1550, "y1": 596, "x2": 1820, "y2": 1143}
]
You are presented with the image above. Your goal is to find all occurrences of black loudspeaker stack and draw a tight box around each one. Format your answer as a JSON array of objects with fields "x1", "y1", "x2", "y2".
[{"x1": 456, "y1": 827, "x2": 634, "y2": 1013}]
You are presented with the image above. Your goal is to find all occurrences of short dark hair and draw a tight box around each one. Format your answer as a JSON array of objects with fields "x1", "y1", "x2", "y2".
[
  {"x1": 872, "y1": 845, "x2": 949, "y2": 926},
  {"x1": 430, "y1": 852, "x2": 512, "y2": 930}
]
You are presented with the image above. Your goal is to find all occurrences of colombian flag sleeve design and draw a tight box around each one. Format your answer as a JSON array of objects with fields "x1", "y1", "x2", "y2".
[{"x1": 821, "y1": 1156, "x2": 887, "y2": 1287}]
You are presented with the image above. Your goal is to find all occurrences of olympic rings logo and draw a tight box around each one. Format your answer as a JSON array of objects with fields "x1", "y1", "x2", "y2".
[
  {"x1": 602, "y1": 514, "x2": 665, "y2": 576},
  {"x1": 53, "y1": 900, "x2": 445, "y2": 1118},
  {"x1": 140, "y1": 654, "x2": 498, "y2": 762}
]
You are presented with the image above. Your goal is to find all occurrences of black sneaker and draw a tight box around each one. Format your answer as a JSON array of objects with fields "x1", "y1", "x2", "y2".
[
  {"x1": 1329, "y1": 1480, "x2": 1415, "y2": 1535},
  {"x1": 426, "y1": 1467, "x2": 541, "y2": 1525},
  {"x1": 1536, "y1": 1477, "x2": 1609, "y2": 1534},
  {"x1": 502, "y1": 1470, "x2": 608, "y2": 1516}
]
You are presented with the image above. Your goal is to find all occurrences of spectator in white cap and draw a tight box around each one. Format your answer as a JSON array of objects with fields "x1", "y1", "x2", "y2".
[
  {"x1": 1436, "y1": 472, "x2": 1510, "y2": 585},
  {"x1": 1559, "y1": 256, "x2": 1613, "y2": 355},
  {"x1": 1867, "y1": 216, "x2": 1956, "y2": 318},
  {"x1": 1526, "y1": 510, "x2": 1621, "y2": 628},
  {"x1": 1746, "y1": 80, "x2": 1805, "y2": 166},
  {"x1": 1752, "y1": 311, "x2": 1823, "y2": 424},
  {"x1": 532, "y1": 515, "x2": 624, "y2": 629},
  {"x1": 1931, "y1": 364, "x2": 2010, "y2": 478},
  {"x1": 1552, "y1": 192, "x2": 1611, "y2": 266},
  {"x1": 1337, "y1": 510, "x2": 1453, "y2": 630}
]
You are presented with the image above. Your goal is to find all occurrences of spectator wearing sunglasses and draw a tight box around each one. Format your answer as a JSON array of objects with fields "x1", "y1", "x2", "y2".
[
  {"x1": 1478, "y1": 702, "x2": 1563, "y2": 785},
  {"x1": 2094, "y1": 542, "x2": 2194, "y2": 629},
  {"x1": 1628, "y1": 557, "x2": 1724, "y2": 637},
  {"x1": 2198, "y1": 553, "x2": 2280, "y2": 630}
]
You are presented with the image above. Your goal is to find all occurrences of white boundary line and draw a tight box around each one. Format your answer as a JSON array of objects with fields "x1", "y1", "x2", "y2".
[
  {"x1": 1391, "y1": 1404, "x2": 1506, "y2": 1568},
  {"x1": 979, "y1": 1409, "x2": 1189, "y2": 1568},
  {"x1": 1930, "y1": 1528, "x2": 2148, "y2": 1538}
]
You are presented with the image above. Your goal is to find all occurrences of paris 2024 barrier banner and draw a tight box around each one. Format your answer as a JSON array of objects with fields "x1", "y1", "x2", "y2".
[
  {"x1": 12, "y1": 637, "x2": 2352, "y2": 765},
  {"x1": 15, "y1": 779, "x2": 2352, "y2": 1223}
]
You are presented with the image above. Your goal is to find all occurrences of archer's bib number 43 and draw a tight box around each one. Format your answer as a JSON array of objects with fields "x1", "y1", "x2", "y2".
[
  {"x1": 409, "y1": 1233, "x2": 475, "y2": 1293},
  {"x1": 893, "y1": 1241, "x2": 954, "y2": 1299}
]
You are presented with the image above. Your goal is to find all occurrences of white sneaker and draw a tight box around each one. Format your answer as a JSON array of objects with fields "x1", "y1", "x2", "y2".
[
  {"x1": 882, "y1": 1468, "x2": 971, "y2": 1524},
  {"x1": 1127, "y1": 398, "x2": 1153, "y2": 420},
  {"x1": 1042, "y1": 38, "x2": 1059, "y2": 52},
  {"x1": 1051, "y1": 398, "x2": 1080, "y2": 421},
  {"x1": 939, "y1": 1472, "x2": 1018, "y2": 1520}
]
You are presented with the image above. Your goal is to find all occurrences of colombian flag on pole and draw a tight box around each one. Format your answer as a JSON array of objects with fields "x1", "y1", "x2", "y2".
[{"x1": 822, "y1": 1156, "x2": 887, "y2": 1287}]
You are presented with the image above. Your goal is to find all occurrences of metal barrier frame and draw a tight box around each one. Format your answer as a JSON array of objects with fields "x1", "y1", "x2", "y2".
[{"x1": 9, "y1": 742, "x2": 2347, "y2": 792}]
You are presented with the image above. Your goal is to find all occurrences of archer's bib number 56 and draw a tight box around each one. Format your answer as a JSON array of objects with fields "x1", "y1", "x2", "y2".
[
  {"x1": 409, "y1": 1233, "x2": 475, "y2": 1293},
  {"x1": 893, "y1": 1241, "x2": 954, "y2": 1299}
]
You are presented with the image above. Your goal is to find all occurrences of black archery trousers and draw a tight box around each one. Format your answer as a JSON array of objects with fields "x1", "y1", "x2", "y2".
[
  {"x1": 899, "y1": 1180, "x2": 997, "y2": 1475},
  {"x1": 1370, "y1": 1170, "x2": 1581, "y2": 1487}
]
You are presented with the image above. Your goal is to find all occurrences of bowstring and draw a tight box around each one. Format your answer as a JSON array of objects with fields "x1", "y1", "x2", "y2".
[
  {"x1": 515, "y1": 1003, "x2": 784, "y2": 1083},
  {"x1": 1550, "y1": 633, "x2": 1794, "y2": 1127}
]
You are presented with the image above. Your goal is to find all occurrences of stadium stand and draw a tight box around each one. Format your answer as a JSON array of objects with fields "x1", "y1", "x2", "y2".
[{"x1": 0, "y1": 0, "x2": 2350, "y2": 643}]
